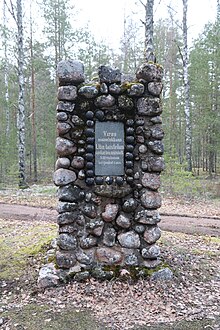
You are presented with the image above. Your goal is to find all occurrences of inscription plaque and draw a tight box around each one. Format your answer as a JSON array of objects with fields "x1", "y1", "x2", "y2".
[{"x1": 95, "y1": 122, "x2": 124, "y2": 176}]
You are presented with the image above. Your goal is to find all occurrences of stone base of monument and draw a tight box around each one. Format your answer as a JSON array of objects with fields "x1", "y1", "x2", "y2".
[{"x1": 39, "y1": 59, "x2": 167, "y2": 285}]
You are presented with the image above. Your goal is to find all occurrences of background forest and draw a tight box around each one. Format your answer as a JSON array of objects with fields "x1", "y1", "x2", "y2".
[{"x1": 0, "y1": 0, "x2": 219, "y2": 198}]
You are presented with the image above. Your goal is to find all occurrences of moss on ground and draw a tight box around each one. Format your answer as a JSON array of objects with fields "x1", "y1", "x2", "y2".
[
  {"x1": 2, "y1": 304, "x2": 108, "y2": 330},
  {"x1": 0, "y1": 219, "x2": 57, "y2": 280},
  {"x1": 2, "y1": 304, "x2": 219, "y2": 330}
]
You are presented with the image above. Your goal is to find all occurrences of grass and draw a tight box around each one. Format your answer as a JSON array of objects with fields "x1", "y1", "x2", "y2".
[{"x1": 0, "y1": 219, "x2": 57, "y2": 280}]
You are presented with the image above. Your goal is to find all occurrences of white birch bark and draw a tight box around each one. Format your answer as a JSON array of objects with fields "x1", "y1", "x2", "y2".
[
  {"x1": 3, "y1": 1, "x2": 10, "y2": 138},
  {"x1": 30, "y1": 2, "x2": 38, "y2": 182},
  {"x1": 182, "y1": 0, "x2": 192, "y2": 171},
  {"x1": 145, "y1": 0, "x2": 154, "y2": 60},
  {"x1": 17, "y1": 0, "x2": 28, "y2": 187},
  {"x1": 140, "y1": 0, "x2": 155, "y2": 62}
]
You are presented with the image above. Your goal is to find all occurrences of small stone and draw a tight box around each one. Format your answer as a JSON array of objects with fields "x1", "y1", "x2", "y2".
[
  {"x1": 103, "y1": 227, "x2": 117, "y2": 247},
  {"x1": 118, "y1": 95, "x2": 134, "y2": 110},
  {"x1": 141, "y1": 245, "x2": 160, "y2": 259},
  {"x1": 56, "y1": 112, "x2": 68, "y2": 121},
  {"x1": 57, "y1": 59, "x2": 85, "y2": 84},
  {"x1": 74, "y1": 271, "x2": 90, "y2": 282},
  {"x1": 141, "y1": 173, "x2": 161, "y2": 190},
  {"x1": 95, "y1": 110, "x2": 105, "y2": 121},
  {"x1": 59, "y1": 223, "x2": 78, "y2": 234},
  {"x1": 82, "y1": 204, "x2": 97, "y2": 219},
  {"x1": 118, "y1": 231, "x2": 140, "y2": 248},
  {"x1": 124, "y1": 254, "x2": 139, "y2": 266},
  {"x1": 136, "y1": 135, "x2": 145, "y2": 144},
  {"x1": 56, "y1": 137, "x2": 77, "y2": 157},
  {"x1": 148, "y1": 82, "x2": 163, "y2": 96},
  {"x1": 38, "y1": 263, "x2": 59, "y2": 288},
  {"x1": 72, "y1": 115, "x2": 84, "y2": 126},
  {"x1": 150, "y1": 116, "x2": 162, "y2": 124},
  {"x1": 100, "y1": 82, "x2": 108, "y2": 94},
  {"x1": 142, "y1": 258, "x2": 161, "y2": 269},
  {"x1": 85, "y1": 111, "x2": 94, "y2": 119},
  {"x1": 139, "y1": 144, "x2": 148, "y2": 154},
  {"x1": 150, "y1": 126, "x2": 164, "y2": 140},
  {"x1": 78, "y1": 85, "x2": 99, "y2": 98},
  {"x1": 143, "y1": 226, "x2": 161, "y2": 244},
  {"x1": 95, "y1": 94, "x2": 115, "y2": 108},
  {"x1": 148, "y1": 156, "x2": 165, "y2": 172},
  {"x1": 56, "y1": 101, "x2": 75, "y2": 113},
  {"x1": 57, "y1": 210, "x2": 80, "y2": 225},
  {"x1": 127, "y1": 83, "x2": 145, "y2": 96},
  {"x1": 140, "y1": 189, "x2": 162, "y2": 209},
  {"x1": 53, "y1": 168, "x2": 76, "y2": 186},
  {"x1": 58, "y1": 184, "x2": 85, "y2": 202},
  {"x1": 109, "y1": 83, "x2": 122, "y2": 94},
  {"x1": 71, "y1": 156, "x2": 85, "y2": 169},
  {"x1": 148, "y1": 141, "x2": 164, "y2": 155},
  {"x1": 135, "y1": 209, "x2": 161, "y2": 225},
  {"x1": 57, "y1": 233, "x2": 77, "y2": 250},
  {"x1": 55, "y1": 157, "x2": 71, "y2": 170},
  {"x1": 86, "y1": 219, "x2": 104, "y2": 236},
  {"x1": 96, "y1": 247, "x2": 123, "y2": 265},
  {"x1": 102, "y1": 204, "x2": 119, "y2": 222},
  {"x1": 57, "y1": 202, "x2": 77, "y2": 214},
  {"x1": 56, "y1": 251, "x2": 76, "y2": 268},
  {"x1": 122, "y1": 198, "x2": 138, "y2": 213},
  {"x1": 136, "y1": 63, "x2": 163, "y2": 82},
  {"x1": 137, "y1": 97, "x2": 162, "y2": 116},
  {"x1": 75, "y1": 169, "x2": 86, "y2": 186},
  {"x1": 91, "y1": 268, "x2": 114, "y2": 280},
  {"x1": 76, "y1": 248, "x2": 95, "y2": 265},
  {"x1": 116, "y1": 214, "x2": 131, "y2": 228},
  {"x1": 141, "y1": 160, "x2": 148, "y2": 171},
  {"x1": 68, "y1": 265, "x2": 82, "y2": 275},
  {"x1": 80, "y1": 236, "x2": 97, "y2": 249},
  {"x1": 134, "y1": 224, "x2": 145, "y2": 233},
  {"x1": 57, "y1": 85, "x2": 77, "y2": 101},
  {"x1": 150, "y1": 268, "x2": 173, "y2": 281}
]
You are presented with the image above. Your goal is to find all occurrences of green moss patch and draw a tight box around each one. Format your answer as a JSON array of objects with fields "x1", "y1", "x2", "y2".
[
  {"x1": 2, "y1": 304, "x2": 108, "y2": 330},
  {"x1": 0, "y1": 219, "x2": 57, "y2": 280}
]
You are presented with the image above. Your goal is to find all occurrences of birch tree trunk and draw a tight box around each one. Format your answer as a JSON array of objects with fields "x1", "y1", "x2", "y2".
[
  {"x1": 140, "y1": 0, "x2": 156, "y2": 62},
  {"x1": 182, "y1": 0, "x2": 192, "y2": 171},
  {"x1": 3, "y1": 1, "x2": 10, "y2": 139},
  {"x1": 17, "y1": 0, "x2": 28, "y2": 188},
  {"x1": 30, "y1": 2, "x2": 38, "y2": 182}
]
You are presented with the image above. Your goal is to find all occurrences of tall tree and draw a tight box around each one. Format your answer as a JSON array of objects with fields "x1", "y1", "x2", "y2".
[
  {"x1": 40, "y1": 0, "x2": 77, "y2": 74},
  {"x1": 140, "y1": 0, "x2": 156, "y2": 62},
  {"x1": 29, "y1": 1, "x2": 37, "y2": 182},
  {"x1": 5, "y1": 0, "x2": 28, "y2": 187},
  {"x1": 182, "y1": 0, "x2": 192, "y2": 171},
  {"x1": 2, "y1": 1, "x2": 10, "y2": 139},
  {"x1": 190, "y1": 1, "x2": 220, "y2": 176}
]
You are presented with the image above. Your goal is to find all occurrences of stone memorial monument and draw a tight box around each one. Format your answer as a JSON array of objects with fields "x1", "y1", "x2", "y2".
[{"x1": 53, "y1": 59, "x2": 164, "y2": 280}]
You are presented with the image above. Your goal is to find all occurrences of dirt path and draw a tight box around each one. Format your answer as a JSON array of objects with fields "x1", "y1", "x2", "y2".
[{"x1": 0, "y1": 202, "x2": 219, "y2": 237}]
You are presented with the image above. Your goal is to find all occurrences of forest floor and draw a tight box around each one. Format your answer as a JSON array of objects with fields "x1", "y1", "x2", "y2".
[{"x1": 0, "y1": 186, "x2": 219, "y2": 329}]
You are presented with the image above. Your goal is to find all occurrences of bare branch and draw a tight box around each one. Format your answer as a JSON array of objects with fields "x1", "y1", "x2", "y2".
[
  {"x1": 4, "y1": 0, "x2": 17, "y2": 23},
  {"x1": 138, "y1": 0, "x2": 145, "y2": 7},
  {"x1": 176, "y1": 42, "x2": 184, "y2": 65}
]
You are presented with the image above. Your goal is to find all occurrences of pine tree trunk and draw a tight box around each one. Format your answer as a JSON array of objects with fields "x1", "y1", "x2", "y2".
[
  {"x1": 17, "y1": 0, "x2": 28, "y2": 188},
  {"x1": 182, "y1": 0, "x2": 192, "y2": 171}
]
